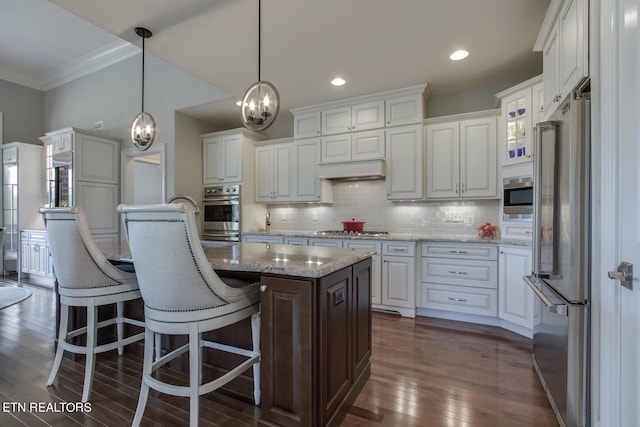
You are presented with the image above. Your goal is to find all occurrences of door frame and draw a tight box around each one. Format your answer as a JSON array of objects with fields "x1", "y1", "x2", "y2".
[
  {"x1": 121, "y1": 142, "x2": 167, "y2": 205},
  {"x1": 592, "y1": 0, "x2": 638, "y2": 425}
]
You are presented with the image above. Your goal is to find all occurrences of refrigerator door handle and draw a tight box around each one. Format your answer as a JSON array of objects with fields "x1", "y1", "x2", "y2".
[{"x1": 524, "y1": 275, "x2": 568, "y2": 316}]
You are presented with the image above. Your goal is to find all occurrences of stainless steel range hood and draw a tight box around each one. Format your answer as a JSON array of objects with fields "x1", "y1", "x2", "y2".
[{"x1": 318, "y1": 159, "x2": 386, "y2": 180}]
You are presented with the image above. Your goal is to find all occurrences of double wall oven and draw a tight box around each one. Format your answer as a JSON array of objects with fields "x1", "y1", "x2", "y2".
[{"x1": 202, "y1": 184, "x2": 241, "y2": 242}]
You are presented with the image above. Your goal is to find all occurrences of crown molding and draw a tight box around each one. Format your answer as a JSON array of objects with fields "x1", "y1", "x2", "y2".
[
  {"x1": 42, "y1": 40, "x2": 139, "y2": 91},
  {"x1": 0, "y1": 40, "x2": 138, "y2": 91}
]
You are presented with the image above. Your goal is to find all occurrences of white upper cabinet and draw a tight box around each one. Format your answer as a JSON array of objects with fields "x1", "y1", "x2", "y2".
[
  {"x1": 351, "y1": 129, "x2": 385, "y2": 160},
  {"x1": 321, "y1": 101, "x2": 386, "y2": 136},
  {"x1": 385, "y1": 93, "x2": 424, "y2": 127},
  {"x1": 385, "y1": 124, "x2": 423, "y2": 200},
  {"x1": 321, "y1": 133, "x2": 352, "y2": 163},
  {"x1": 425, "y1": 111, "x2": 498, "y2": 200},
  {"x1": 202, "y1": 128, "x2": 264, "y2": 185},
  {"x1": 542, "y1": 25, "x2": 560, "y2": 118},
  {"x1": 495, "y1": 75, "x2": 543, "y2": 167},
  {"x1": 425, "y1": 121, "x2": 459, "y2": 199},
  {"x1": 321, "y1": 129, "x2": 385, "y2": 163},
  {"x1": 559, "y1": 0, "x2": 588, "y2": 96},
  {"x1": 255, "y1": 142, "x2": 294, "y2": 203},
  {"x1": 255, "y1": 138, "x2": 332, "y2": 204},
  {"x1": 293, "y1": 112, "x2": 322, "y2": 139},
  {"x1": 536, "y1": 0, "x2": 588, "y2": 119},
  {"x1": 351, "y1": 100, "x2": 385, "y2": 131},
  {"x1": 203, "y1": 134, "x2": 242, "y2": 184},
  {"x1": 321, "y1": 106, "x2": 352, "y2": 135},
  {"x1": 295, "y1": 138, "x2": 332, "y2": 203}
]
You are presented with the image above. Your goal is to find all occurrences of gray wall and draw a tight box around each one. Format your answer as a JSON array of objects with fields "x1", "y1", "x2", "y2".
[
  {"x1": 44, "y1": 53, "x2": 230, "y2": 196},
  {"x1": 0, "y1": 79, "x2": 44, "y2": 145},
  {"x1": 427, "y1": 81, "x2": 519, "y2": 118}
]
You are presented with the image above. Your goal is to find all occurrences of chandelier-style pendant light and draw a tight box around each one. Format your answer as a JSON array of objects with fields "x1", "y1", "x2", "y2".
[
  {"x1": 131, "y1": 27, "x2": 156, "y2": 151},
  {"x1": 241, "y1": 0, "x2": 280, "y2": 131}
]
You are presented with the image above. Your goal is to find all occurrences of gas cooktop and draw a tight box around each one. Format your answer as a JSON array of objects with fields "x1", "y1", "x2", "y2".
[{"x1": 313, "y1": 230, "x2": 389, "y2": 237}]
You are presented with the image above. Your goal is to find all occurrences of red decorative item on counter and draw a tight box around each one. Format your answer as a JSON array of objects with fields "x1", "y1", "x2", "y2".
[
  {"x1": 477, "y1": 222, "x2": 498, "y2": 239},
  {"x1": 342, "y1": 218, "x2": 366, "y2": 232}
]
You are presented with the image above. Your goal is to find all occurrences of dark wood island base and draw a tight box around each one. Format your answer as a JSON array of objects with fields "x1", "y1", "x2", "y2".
[{"x1": 259, "y1": 257, "x2": 372, "y2": 427}]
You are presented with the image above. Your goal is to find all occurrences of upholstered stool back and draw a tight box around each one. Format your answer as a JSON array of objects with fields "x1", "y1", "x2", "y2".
[
  {"x1": 41, "y1": 207, "x2": 137, "y2": 297},
  {"x1": 119, "y1": 203, "x2": 253, "y2": 321}
]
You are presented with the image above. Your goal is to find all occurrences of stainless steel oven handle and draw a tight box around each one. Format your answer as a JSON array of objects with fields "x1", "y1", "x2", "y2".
[{"x1": 524, "y1": 275, "x2": 568, "y2": 316}]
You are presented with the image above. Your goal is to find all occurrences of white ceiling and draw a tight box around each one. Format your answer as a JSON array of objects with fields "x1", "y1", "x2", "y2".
[{"x1": 2, "y1": 0, "x2": 550, "y2": 130}]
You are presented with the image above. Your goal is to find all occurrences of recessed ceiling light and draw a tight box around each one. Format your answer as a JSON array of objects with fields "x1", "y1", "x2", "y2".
[
  {"x1": 450, "y1": 49, "x2": 469, "y2": 61},
  {"x1": 331, "y1": 77, "x2": 346, "y2": 86}
]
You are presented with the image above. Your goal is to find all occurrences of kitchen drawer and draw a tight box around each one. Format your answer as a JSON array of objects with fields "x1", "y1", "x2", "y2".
[
  {"x1": 308, "y1": 238, "x2": 344, "y2": 248},
  {"x1": 382, "y1": 241, "x2": 415, "y2": 257},
  {"x1": 243, "y1": 235, "x2": 284, "y2": 244},
  {"x1": 422, "y1": 257, "x2": 497, "y2": 288},
  {"x1": 345, "y1": 240, "x2": 382, "y2": 254},
  {"x1": 284, "y1": 237, "x2": 308, "y2": 246},
  {"x1": 421, "y1": 243, "x2": 497, "y2": 260},
  {"x1": 421, "y1": 283, "x2": 497, "y2": 317},
  {"x1": 501, "y1": 222, "x2": 533, "y2": 240}
]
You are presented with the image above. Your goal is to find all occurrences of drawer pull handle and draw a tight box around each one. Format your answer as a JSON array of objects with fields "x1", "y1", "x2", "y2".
[
  {"x1": 448, "y1": 250, "x2": 468, "y2": 254},
  {"x1": 448, "y1": 297, "x2": 467, "y2": 302},
  {"x1": 390, "y1": 248, "x2": 406, "y2": 252},
  {"x1": 448, "y1": 270, "x2": 468, "y2": 275}
]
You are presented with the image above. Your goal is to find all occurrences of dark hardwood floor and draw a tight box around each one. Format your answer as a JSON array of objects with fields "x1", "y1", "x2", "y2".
[{"x1": 0, "y1": 279, "x2": 557, "y2": 426}]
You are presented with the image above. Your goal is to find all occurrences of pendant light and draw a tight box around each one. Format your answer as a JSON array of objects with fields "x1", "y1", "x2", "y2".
[
  {"x1": 131, "y1": 27, "x2": 156, "y2": 151},
  {"x1": 241, "y1": 0, "x2": 279, "y2": 131}
]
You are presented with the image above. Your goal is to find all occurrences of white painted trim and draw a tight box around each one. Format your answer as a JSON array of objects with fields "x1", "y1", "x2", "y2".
[
  {"x1": 43, "y1": 40, "x2": 138, "y2": 91},
  {"x1": 533, "y1": 0, "x2": 565, "y2": 51},
  {"x1": 289, "y1": 83, "x2": 429, "y2": 115},
  {"x1": 121, "y1": 142, "x2": 167, "y2": 206},
  {"x1": 593, "y1": 0, "x2": 621, "y2": 426},
  {"x1": 0, "y1": 40, "x2": 137, "y2": 91},
  {"x1": 0, "y1": 67, "x2": 43, "y2": 91}
]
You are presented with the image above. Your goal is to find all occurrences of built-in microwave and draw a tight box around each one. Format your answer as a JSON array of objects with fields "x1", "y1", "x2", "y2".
[{"x1": 503, "y1": 176, "x2": 533, "y2": 219}]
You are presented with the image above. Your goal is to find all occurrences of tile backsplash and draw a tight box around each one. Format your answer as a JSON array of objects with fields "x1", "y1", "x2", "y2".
[{"x1": 265, "y1": 180, "x2": 501, "y2": 237}]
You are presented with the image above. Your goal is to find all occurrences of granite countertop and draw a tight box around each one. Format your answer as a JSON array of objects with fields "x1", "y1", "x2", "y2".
[
  {"x1": 104, "y1": 241, "x2": 376, "y2": 278},
  {"x1": 245, "y1": 230, "x2": 531, "y2": 247}
]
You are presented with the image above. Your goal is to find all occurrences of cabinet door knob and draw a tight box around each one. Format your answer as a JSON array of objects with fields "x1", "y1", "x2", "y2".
[{"x1": 259, "y1": 284, "x2": 267, "y2": 293}]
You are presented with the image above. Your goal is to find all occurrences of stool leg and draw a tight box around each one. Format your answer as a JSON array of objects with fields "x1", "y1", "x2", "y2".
[
  {"x1": 82, "y1": 303, "x2": 98, "y2": 402},
  {"x1": 251, "y1": 312, "x2": 261, "y2": 405},
  {"x1": 47, "y1": 303, "x2": 69, "y2": 386},
  {"x1": 189, "y1": 325, "x2": 200, "y2": 427},
  {"x1": 116, "y1": 301, "x2": 124, "y2": 356},
  {"x1": 155, "y1": 333, "x2": 161, "y2": 361},
  {"x1": 132, "y1": 328, "x2": 154, "y2": 427}
]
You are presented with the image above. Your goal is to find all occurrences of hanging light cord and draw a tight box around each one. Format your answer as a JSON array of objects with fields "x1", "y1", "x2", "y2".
[
  {"x1": 258, "y1": 0, "x2": 261, "y2": 82},
  {"x1": 141, "y1": 35, "x2": 145, "y2": 113}
]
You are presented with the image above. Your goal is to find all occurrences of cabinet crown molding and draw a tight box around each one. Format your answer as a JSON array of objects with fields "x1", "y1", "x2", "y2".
[
  {"x1": 533, "y1": 0, "x2": 565, "y2": 51},
  {"x1": 423, "y1": 108, "x2": 499, "y2": 126},
  {"x1": 494, "y1": 75, "x2": 543, "y2": 107},
  {"x1": 290, "y1": 83, "x2": 429, "y2": 115}
]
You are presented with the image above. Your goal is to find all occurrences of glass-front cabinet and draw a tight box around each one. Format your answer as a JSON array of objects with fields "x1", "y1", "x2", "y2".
[{"x1": 496, "y1": 75, "x2": 543, "y2": 167}]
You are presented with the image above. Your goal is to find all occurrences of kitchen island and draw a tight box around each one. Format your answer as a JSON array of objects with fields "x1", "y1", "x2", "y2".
[{"x1": 106, "y1": 241, "x2": 375, "y2": 427}]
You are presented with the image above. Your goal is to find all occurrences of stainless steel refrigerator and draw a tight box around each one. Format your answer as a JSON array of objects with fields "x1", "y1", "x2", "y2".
[{"x1": 524, "y1": 95, "x2": 590, "y2": 427}]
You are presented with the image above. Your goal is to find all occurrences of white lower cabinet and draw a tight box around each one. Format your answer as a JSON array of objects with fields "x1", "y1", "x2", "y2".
[
  {"x1": 498, "y1": 245, "x2": 539, "y2": 336},
  {"x1": 380, "y1": 241, "x2": 416, "y2": 317},
  {"x1": 21, "y1": 230, "x2": 54, "y2": 283},
  {"x1": 420, "y1": 242, "x2": 498, "y2": 317}
]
